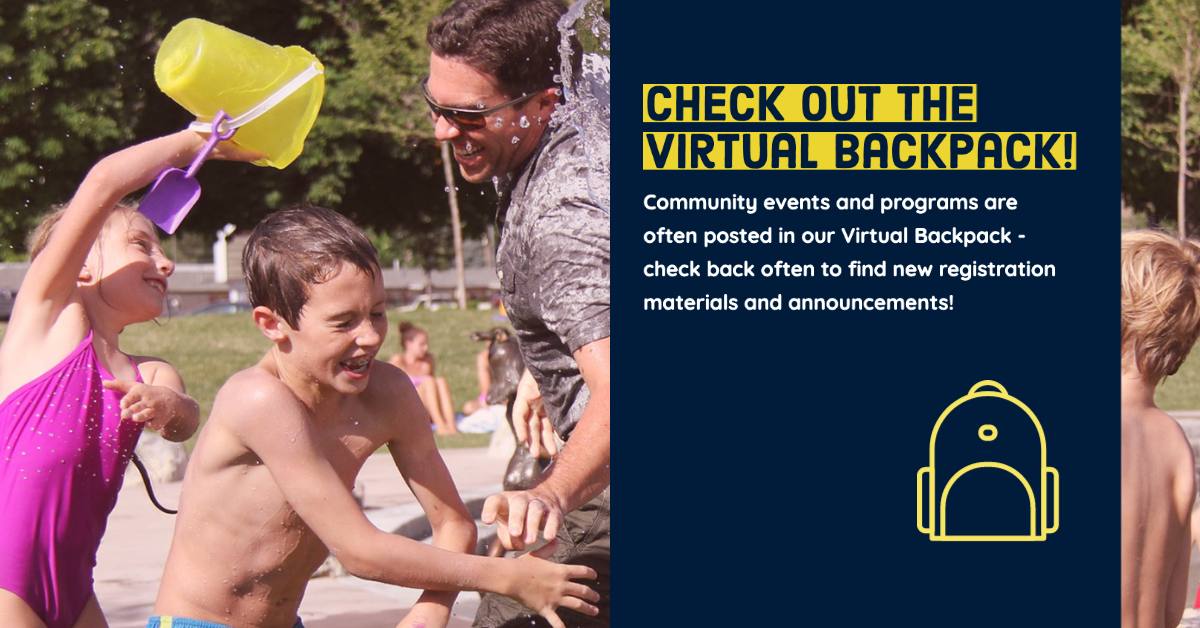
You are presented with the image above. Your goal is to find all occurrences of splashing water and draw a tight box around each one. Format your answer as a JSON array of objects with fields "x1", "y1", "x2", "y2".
[{"x1": 555, "y1": 0, "x2": 610, "y2": 212}]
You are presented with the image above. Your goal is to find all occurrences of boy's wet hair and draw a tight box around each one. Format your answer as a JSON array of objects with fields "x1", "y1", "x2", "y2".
[
  {"x1": 427, "y1": 0, "x2": 567, "y2": 98},
  {"x1": 242, "y1": 205, "x2": 380, "y2": 329},
  {"x1": 1122, "y1": 230, "x2": 1200, "y2": 385}
]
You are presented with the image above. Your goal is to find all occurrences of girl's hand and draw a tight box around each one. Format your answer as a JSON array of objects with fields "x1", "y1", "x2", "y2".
[
  {"x1": 177, "y1": 128, "x2": 263, "y2": 164},
  {"x1": 103, "y1": 379, "x2": 184, "y2": 433},
  {"x1": 207, "y1": 137, "x2": 263, "y2": 163}
]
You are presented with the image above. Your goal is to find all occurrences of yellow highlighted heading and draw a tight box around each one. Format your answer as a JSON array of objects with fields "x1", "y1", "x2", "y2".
[
  {"x1": 642, "y1": 131, "x2": 1076, "y2": 171},
  {"x1": 643, "y1": 84, "x2": 977, "y2": 123}
]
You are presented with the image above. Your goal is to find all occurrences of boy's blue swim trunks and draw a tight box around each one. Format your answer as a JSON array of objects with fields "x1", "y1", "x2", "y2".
[{"x1": 146, "y1": 616, "x2": 305, "y2": 628}]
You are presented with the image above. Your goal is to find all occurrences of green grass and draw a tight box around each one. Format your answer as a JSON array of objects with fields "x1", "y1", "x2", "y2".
[
  {"x1": 1157, "y1": 348, "x2": 1200, "y2": 411},
  {"x1": 0, "y1": 308, "x2": 507, "y2": 449},
  {"x1": 1122, "y1": 210, "x2": 1150, "y2": 232}
]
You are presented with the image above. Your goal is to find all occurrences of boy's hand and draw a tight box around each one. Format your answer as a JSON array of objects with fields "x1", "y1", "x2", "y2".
[
  {"x1": 103, "y1": 379, "x2": 185, "y2": 433},
  {"x1": 510, "y1": 540, "x2": 599, "y2": 628},
  {"x1": 512, "y1": 369, "x2": 557, "y2": 459},
  {"x1": 482, "y1": 487, "x2": 565, "y2": 550}
]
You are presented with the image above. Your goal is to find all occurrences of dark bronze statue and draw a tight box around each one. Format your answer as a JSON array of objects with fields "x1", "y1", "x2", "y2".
[
  {"x1": 472, "y1": 327, "x2": 550, "y2": 557},
  {"x1": 471, "y1": 327, "x2": 548, "y2": 492}
]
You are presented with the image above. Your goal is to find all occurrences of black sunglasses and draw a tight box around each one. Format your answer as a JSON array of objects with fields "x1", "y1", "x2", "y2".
[{"x1": 421, "y1": 77, "x2": 543, "y2": 130}]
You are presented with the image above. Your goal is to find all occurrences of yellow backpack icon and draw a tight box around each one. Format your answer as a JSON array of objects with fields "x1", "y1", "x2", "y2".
[{"x1": 917, "y1": 381, "x2": 1058, "y2": 541}]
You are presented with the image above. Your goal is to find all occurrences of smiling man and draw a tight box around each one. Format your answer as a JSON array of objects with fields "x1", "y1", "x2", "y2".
[{"x1": 426, "y1": 2, "x2": 611, "y2": 627}]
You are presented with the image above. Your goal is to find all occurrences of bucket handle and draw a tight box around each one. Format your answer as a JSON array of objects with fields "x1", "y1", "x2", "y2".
[
  {"x1": 968, "y1": 380, "x2": 1007, "y2": 396},
  {"x1": 184, "y1": 110, "x2": 234, "y2": 179},
  {"x1": 188, "y1": 61, "x2": 323, "y2": 135}
]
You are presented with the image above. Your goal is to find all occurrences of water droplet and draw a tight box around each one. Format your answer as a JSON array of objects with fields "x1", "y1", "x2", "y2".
[
  {"x1": 511, "y1": 136, "x2": 520, "y2": 144},
  {"x1": 519, "y1": 116, "x2": 531, "y2": 129}
]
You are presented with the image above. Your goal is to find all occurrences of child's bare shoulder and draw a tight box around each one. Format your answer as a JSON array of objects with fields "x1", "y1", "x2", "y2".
[
  {"x1": 1127, "y1": 406, "x2": 1196, "y2": 486},
  {"x1": 1158, "y1": 407, "x2": 1199, "y2": 483},
  {"x1": 1149, "y1": 407, "x2": 1192, "y2": 449},
  {"x1": 129, "y1": 353, "x2": 179, "y2": 379},
  {"x1": 1155, "y1": 408, "x2": 1199, "y2": 514},
  {"x1": 220, "y1": 364, "x2": 291, "y2": 400},
  {"x1": 210, "y1": 365, "x2": 307, "y2": 430}
]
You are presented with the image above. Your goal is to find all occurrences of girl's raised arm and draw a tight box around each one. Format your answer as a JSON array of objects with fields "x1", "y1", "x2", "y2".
[{"x1": 13, "y1": 131, "x2": 258, "y2": 336}]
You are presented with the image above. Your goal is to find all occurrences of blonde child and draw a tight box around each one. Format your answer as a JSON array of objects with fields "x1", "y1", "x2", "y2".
[
  {"x1": 1122, "y1": 230, "x2": 1200, "y2": 628},
  {"x1": 0, "y1": 130, "x2": 256, "y2": 628}
]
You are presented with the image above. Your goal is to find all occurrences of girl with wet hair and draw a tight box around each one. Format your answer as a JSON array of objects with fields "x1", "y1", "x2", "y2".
[{"x1": 0, "y1": 131, "x2": 257, "y2": 628}]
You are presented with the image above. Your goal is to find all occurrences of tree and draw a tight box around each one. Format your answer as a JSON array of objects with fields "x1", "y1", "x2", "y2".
[
  {"x1": 300, "y1": 0, "x2": 493, "y2": 299},
  {"x1": 1123, "y1": 0, "x2": 1200, "y2": 236},
  {"x1": 0, "y1": 0, "x2": 135, "y2": 256},
  {"x1": 0, "y1": 0, "x2": 328, "y2": 253},
  {"x1": 0, "y1": 0, "x2": 494, "y2": 259}
]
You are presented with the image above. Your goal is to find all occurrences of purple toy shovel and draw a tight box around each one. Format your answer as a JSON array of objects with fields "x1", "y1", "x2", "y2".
[{"x1": 139, "y1": 111, "x2": 235, "y2": 234}]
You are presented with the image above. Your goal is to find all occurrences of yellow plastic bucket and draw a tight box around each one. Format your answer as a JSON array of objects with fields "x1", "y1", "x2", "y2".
[{"x1": 154, "y1": 18, "x2": 324, "y2": 169}]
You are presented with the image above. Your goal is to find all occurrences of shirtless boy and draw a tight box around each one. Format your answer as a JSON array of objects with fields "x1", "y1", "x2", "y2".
[
  {"x1": 150, "y1": 206, "x2": 597, "y2": 628},
  {"x1": 1121, "y1": 230, "x2": 1200, "y2": 628}
]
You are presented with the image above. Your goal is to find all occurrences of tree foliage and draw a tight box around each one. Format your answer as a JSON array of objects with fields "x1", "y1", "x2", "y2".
[
  {"x1": 299, "y1": 0, "x2": 495, "y2": 272},
  {"x1": 1123, "y1": 0, "x2": 1200, "y2": 233},
  {"x1": 0, "y1": 0, "x2": 496, "y2": 264},
  {"x1": 0, "y1": 0, "x2": 134, "y2": 255}
]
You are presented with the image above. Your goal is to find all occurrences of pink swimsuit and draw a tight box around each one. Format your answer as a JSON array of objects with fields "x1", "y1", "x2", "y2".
[{"x1": 0, "y1": 332, "x2": 143, "y2": 628}]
